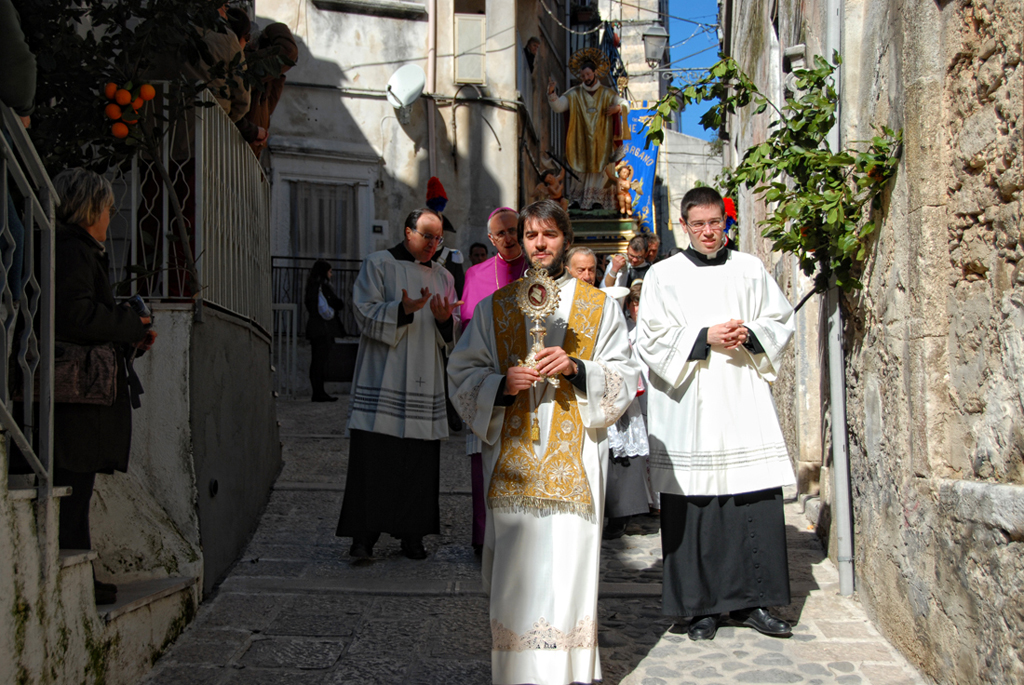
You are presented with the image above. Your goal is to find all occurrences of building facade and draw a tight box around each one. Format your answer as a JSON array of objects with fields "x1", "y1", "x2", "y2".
[{"x1": 720, "y1": 0, "x2": 1023, "y2": 682}]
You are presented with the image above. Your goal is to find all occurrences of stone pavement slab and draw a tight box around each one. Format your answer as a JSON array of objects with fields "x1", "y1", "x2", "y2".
[{"x1": 141, "y1": 398, "x2": 931, "y2": 685}]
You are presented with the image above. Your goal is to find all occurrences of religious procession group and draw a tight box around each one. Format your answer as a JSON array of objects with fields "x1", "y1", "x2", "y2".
[{"x1": 333, "y1": 188, "x2": 797, "y2": 685}]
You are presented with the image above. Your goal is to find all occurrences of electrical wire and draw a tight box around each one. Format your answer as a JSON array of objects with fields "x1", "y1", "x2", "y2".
[
  {"x1": 661, "y1": 43, "x2": 719, "y2": 69},
  {"x1": 667, "y1": 25, "x2": 716, "y2": 51},
  {"x1": 538, "y1": 0, "x2": 604, "y2": 35},
  {"x1": 607, "y1": 0, "x2": 717, "y2": 28}
]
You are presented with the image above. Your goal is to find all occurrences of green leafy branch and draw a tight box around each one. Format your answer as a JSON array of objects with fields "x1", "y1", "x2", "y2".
[{"x1": 647, "y1": 53, "x2": 902, "y2": 293}]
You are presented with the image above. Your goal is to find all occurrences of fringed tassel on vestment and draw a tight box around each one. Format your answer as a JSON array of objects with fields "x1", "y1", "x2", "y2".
[{"x1": 488, "y1": 495, "x2": 596, "y2": 522}]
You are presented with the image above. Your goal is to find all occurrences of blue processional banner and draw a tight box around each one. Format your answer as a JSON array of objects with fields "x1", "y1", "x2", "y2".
[{"x1": 620, "y1": 102, "x2": 659, "y2": 233}]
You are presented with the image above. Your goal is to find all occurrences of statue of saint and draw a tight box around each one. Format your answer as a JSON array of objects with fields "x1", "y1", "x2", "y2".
[{"x1": 547, "y1": 49, "x2": 628, "y2": 210}]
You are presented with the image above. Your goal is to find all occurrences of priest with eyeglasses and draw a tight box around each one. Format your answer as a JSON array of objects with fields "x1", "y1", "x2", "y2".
[
  {"x1": 336, "y1": 208, "x2": 459, "y2": 561},
  {"x1": 637, "y1": 186, "x2": 797, "y2": 642}
]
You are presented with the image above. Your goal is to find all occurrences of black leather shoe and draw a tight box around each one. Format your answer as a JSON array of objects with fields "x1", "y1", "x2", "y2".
[
  {"x1": 731, "y1": 607, "x2": 792, "y2": 637},
  {"x1": 687, "y1": 615, "x2": 718, "y2": 641},
  {"x1": 312, "y1": 394, "x2": 338, "y2": 402},
  {"x1": 94, "y1": 579, "x2": 118, "y2": 594},
  {"x1": 602, "y1": 517, "x2": 628, "y2": 540},
  {"x1": 94, "y1": 581, "x2": 117, "y2": 605},
  {"x1": 349, "y1": 543, "x2": 373, "y2": 559},
  {"x1": 401, "y1": 538, "x2": 428, "y2": 560}
]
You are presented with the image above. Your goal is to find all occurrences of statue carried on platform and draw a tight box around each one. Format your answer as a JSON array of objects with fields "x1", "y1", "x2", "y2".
[
  {"x1": 532, "y1": 166, "x2": 568, "y2": 211},
  {"x1": 547, "y1": 48, "x2": 628, "y2": 210},
  {"x1": 605, "y1": 158, "x2": 642, "y2": 218}
]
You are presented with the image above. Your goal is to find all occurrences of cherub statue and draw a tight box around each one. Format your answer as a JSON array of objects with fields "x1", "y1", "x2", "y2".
[
  {"x1": 533, "y1": 167, "x2": 568, "y2": 211},
  {"x1": 605, "y1": 160, "x2": 642, "y2": 217}
]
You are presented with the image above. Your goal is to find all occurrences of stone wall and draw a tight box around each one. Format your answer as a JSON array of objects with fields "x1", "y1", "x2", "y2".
[{"x1": 723, "y1": 0, "x2": 1023, "y2": 681}]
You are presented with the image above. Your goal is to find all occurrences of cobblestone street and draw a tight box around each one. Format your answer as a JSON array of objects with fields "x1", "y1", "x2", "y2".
[{"x1": 141, "y1": 398, "x2": 930, "y2": 685}]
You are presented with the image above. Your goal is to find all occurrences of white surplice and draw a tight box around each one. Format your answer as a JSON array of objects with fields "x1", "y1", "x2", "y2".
[
  {"x1": 348, "y1": 247, "x2": 459, "y2": 441},
  {"x1": 637, "y1": 249, "x2": 796, "y2": 497},
  {"x1": 448, "y1": 272, "x2": 639, "y2": 685}
]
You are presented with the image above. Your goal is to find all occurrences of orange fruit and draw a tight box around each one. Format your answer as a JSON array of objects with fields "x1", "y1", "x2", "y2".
[
  {"x1": 114, "y1": 88, "x2": 132, "y2": 106},
  {"x1": 104, "y1": 103, "x2": 122, "y2": 120},
  {"x1": 120, "y1": 110, "x2": 138, "y2": 124},
  {"x1": 139, "y1": 84, "x2": 156, "y2": 101},
  {"x1": 112, "y1": 122, "x2": 129, "y2": 138},
  {"x1": 131, "y1": 97, "x2": 144, "y2": 111},
  {"x1": 104, "y1": 82, "x2": 118, "y2": 100}
]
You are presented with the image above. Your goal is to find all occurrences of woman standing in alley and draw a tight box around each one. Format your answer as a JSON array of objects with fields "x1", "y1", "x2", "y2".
[
  {"x1": 51, "y1": 168, "x2": 156, "y2": 605},
  {"x1": 304, "y1": 259, "x2": 344, "y2": 402}
]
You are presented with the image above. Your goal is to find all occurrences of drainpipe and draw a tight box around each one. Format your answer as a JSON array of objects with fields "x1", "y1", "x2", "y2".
[
  {"x1": 824, "y1": 0, "x2": 854, "y2": 597},
  {"x1": 426, "y1": 0, "x2": 438, "y2": 177}
]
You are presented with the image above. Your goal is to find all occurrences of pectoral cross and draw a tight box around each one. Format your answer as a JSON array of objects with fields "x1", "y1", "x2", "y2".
[{"x1": 415, "y1": 377, "x2": 425, "y2": 388}]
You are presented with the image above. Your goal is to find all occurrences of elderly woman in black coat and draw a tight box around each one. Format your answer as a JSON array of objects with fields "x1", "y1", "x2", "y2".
[
  {"x1": 51, "y1": 168, "x2": 155, "y2": 604},
  {"x1": 304, "y1": 259, "x2": 343, "y2": 402}
]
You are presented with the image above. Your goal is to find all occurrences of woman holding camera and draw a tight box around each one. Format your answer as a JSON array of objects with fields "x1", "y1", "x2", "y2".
[
  {"x1": 51, "y1": 168, "x2": 155, "y2": 604},
  {"x1": 304, "y1": 259, "x2": 344, "y2": 402}
]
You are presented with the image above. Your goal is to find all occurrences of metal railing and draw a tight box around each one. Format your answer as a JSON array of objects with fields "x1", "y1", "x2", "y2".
[
  {"x1": 271, "y1": 303, "x2": 298, "y2": 396},
  {"x1": 195, "y1": 91, "x2": 272, "y2": 332},
  {"x1": 271, "y1": 257, "x2": 362, "y2": 337},
  {"x1": 1, "y1": 102, "x2": 56, "y2": 502},
  {"x1": 107, "y1": 88, "x2": 272, "y2": 333}
]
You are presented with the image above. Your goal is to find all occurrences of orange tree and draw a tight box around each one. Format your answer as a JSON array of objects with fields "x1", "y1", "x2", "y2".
[
  {"x1": 647, "y1": 53, "x2": 902, "y2": 295},
  {"x1": 17, "y1": 0, "x2": 257, "y2": 292}
]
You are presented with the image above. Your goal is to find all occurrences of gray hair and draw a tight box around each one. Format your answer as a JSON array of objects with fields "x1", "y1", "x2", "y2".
[
  {"x1": 565, "y1": 246, "x2": 595, "y2": 265},
  {"x1": 53, "y1": 168, "x2": 114, "y2": 228}
]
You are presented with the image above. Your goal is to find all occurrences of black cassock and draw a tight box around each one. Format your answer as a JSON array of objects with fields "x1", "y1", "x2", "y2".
[
  {"x1": 660, "y1": 487, "x2": 790, "y2": 617},
  {"x1": 336, "y1": 429, "x2": 441, "y2": 539}
]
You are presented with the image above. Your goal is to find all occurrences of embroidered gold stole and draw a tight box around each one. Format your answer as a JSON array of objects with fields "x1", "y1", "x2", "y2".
[{"x1": 488, "y1": 279, "x2": 605, "y2": 519}]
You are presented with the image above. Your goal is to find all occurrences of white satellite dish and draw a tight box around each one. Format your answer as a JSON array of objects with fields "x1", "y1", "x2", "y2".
[{"x1": 386, "y1": 64, "x2": 426, "y2": 123}]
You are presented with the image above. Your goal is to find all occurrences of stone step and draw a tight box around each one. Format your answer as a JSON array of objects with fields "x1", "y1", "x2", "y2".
[
  {"x1": 7, "y1": 485, "x2": 72, "y2": 501},
  {"x1": 98, "y1": 576, "x2": 198, "y2": 622},
  {"x1": 58, "y1": 548, "x2": 98, "y2": 569},
  {"x1": 216, "y1": 575, "x2": 837, "y2": 600}
]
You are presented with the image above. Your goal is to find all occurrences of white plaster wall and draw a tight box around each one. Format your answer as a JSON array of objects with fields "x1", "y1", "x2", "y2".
[
  {"x1": 258, "y1": 0, "x2": 519, "y2": 261},
  {"x1": 91, "y1": 305, "x2": 202, "y2": 585}
]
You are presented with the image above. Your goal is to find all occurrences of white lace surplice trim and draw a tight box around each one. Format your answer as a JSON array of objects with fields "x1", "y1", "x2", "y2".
[
  {"x1": 454, "y1": 380, "x2": 483, "y2": 428},
  {"x1": 491, "y1": 616, "x2": 597, "y2": 652},
  {"x1": 598, "y1": 362, "x2": 624, "y2": 420}
]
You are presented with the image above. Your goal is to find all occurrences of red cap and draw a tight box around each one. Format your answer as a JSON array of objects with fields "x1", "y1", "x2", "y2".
[
  {"x1": 426, "y1": 177, "x2": 447, "y2": 201},
  {"x1": 723, "y1": 197, "x2": 737, "y2": 220}
]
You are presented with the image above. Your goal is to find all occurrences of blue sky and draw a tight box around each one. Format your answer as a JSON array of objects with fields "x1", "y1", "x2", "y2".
[{"x1": 665, "y1": 0, "x2": 721, "y2": 140}]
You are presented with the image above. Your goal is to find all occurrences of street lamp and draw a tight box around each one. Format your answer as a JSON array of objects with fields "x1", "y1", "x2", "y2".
[{"x1": 642, "y1": 25, "x2": 669, "y2": 67}]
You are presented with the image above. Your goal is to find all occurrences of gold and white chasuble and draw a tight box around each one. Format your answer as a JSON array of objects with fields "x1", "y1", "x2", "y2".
[{"x1": 449, "y1": 273, "x2": 639, "y2": 685}]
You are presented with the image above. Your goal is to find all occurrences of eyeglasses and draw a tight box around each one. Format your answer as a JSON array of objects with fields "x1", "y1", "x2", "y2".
[
  {"x1": 411, "y1": 228, "x2": 444, "y2": 246},
  {"x1": 489, "y1": 228, "x2": 518, "y2": 241},
  {"x1": 686, "y1": 217, "x2": 725, "y2": 231}
]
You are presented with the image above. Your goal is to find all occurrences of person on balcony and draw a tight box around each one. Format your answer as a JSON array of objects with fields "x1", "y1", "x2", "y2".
[
  {"x1": 185, "y1": 6, "x2": 250, "y2": 122},
  {"x1": 335, "y1": 208, "x2": 459, "y2": 560},
  {"x1": 237, "y1": 22, "x2": 298, "y2": 157},
  {"x1": 304, "y1": 259, "x2": 343, "y2": 403},
  {"x1": 52, "y1": 168, "x2": 157, "y2": 605}
]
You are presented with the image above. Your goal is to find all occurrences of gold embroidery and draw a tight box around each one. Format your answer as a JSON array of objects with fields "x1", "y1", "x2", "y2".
[
  {"x1": 491, "y1": 616, "x2": 598, "y2": 652},
  {"x1": 488, "y1": 281, "x2": 605, "y2": 519}
]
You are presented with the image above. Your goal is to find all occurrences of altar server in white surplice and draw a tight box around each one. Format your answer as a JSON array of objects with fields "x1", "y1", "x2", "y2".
[
  {"x1": 637, "y1": 186, "x2": 797, "y2": 643},
  {"x1": 336, "y1": 208, "x2": 460, "y2": 562},
  {"x1": 448, "y1": 200, "x2": 639, "y2": 685}
]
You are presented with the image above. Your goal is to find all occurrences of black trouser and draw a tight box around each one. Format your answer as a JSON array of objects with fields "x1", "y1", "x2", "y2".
[
  {"x1": 53, "y1": 467, "x2": 96, "y2": 550},
  {"x1": 309, "y1": 337, "x2": 332, "y2": 397}
]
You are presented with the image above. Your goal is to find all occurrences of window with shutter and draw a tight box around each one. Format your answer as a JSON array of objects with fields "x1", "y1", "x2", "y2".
[{"x1": 454, "y1": 14, "x2": 486, "y2": 84}]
